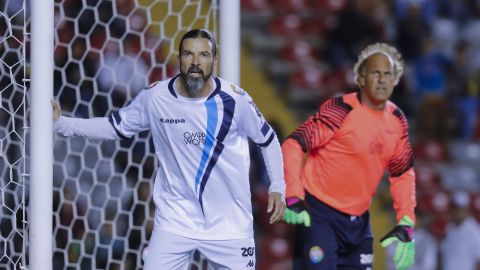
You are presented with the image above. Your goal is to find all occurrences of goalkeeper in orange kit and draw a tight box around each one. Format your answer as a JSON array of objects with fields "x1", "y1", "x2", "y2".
[{"x1": 282, "y1": 43, "x2": 416, "y2": 270}]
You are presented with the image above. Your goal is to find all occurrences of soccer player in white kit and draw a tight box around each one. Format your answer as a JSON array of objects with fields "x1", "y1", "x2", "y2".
[{"x1": 52, "y1": 29, "x2": 286, "y2": 269}]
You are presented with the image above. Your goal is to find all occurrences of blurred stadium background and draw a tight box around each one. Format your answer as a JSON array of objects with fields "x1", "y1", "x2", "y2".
[{"x1": 2, "y1": 0, "x2": 480, "y2": 269}]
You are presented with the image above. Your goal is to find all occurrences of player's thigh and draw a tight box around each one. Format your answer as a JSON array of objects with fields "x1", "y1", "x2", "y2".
[
  {"x1": 199, "y1": 237, "x2": 256, "y2": 270},
  {"x1": 294, "y1": 218, "x2": 338, "y2": 270},
  {"x1": 143, "y1": 229, "x2": 196, "y2": 270},
  {"x1": 338, "y1": 236, "x2": 373, "y2": 270}
]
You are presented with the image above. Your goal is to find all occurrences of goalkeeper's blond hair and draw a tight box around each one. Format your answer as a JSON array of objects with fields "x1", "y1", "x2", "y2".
[{"x1": 353, "y1": 43, "x2": 404, "y2": 86}]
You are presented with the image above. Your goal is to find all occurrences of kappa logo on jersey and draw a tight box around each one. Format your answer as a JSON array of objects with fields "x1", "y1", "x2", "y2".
[
  {"x1": 245, "y1": 260, "x2": 255, "y2": 268},
  {"x1": 184, "y1": 131, "x2": 206, "y2": 146},
  {"x1": 160, "y1": 118, "x2": 185, "y2": 124},
  {"x1": 241, "y1": 247, "x2": 255, "y2": 257}
]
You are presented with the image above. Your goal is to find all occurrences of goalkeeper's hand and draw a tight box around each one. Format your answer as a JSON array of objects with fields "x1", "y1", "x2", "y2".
[
  {"x1": 282, "y1": 197, "x2": 311, "y2": 227},
  {"x1": 380, "y1": 216, "x2": 415, "y2": 270}
]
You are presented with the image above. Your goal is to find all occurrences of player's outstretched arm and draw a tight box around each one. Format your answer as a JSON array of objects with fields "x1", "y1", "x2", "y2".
[
  {"x1": 51, "y1": 99, "x2": 121, "y2": 140},
  {"x1": 51, "y1": 99, "x2": 61, "y2": 121},
  {"x1": 267, "y1": 192, "x2": 286, "y2": 224}
]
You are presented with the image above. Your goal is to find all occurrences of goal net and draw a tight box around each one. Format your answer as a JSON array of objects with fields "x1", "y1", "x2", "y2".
[
  {"x1": 52, "y1": 1, "x2": 218, "y2": 269},
  {"x1": 1, "y1": 0, "x2": 220, "y2": 269},
  {"x1": 0, "y1": 1, "x2": 27, "y2": 269}
]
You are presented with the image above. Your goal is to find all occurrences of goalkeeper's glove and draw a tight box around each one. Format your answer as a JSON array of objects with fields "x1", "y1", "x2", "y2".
[
  {"x1": 380, "y1": 216, "x2": 415, "y2": 270},
  {"x1": 282, "y1": 197, "x2": 311, "y2": 227}
]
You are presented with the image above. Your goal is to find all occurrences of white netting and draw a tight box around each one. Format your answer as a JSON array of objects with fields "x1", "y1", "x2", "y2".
[
  {"x1": 51, "y1": 0, "x2": 217, "y2": 269},
  {"x1": 0, "y1": 0, "x2": 27, "y2": 269}
]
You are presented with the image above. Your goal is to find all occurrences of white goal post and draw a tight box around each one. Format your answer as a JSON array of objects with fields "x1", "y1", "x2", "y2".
[
  {"x1": 25, "y1": 0, "x2": 239, "y2": 269},
  {"x1": 29, "y1": 0, "x2": 54, "y2": 269}
]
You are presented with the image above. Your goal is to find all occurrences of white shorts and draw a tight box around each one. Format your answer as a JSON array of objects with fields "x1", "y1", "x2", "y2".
[{"x1": 143, "y1": 229, "x2": 256, "y2": 270}]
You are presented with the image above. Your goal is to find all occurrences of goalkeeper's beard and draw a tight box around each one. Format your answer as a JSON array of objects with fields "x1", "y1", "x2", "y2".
[{"x1": 180, "y1": 67, "x2": 212, "y2": 95}]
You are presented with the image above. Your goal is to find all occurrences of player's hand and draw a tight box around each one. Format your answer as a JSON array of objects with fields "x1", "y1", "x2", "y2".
[
  {"x1": 51, "y1": 99, "x2": 61, "y2": 121},
  {"x1": 380, "y1": 216, "x2": 415, "y2": 270},
  {"x1": 267, "y1": 192, "x2": 286, "y2": 224},
  {"x1": 283, "y1": 196, "x2": 311, "y2": 227}
]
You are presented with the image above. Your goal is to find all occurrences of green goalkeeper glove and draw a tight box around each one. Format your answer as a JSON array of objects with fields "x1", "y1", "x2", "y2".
[
  {"x1": 380, "y1": 216, "x2": 415, "y2": 270},
  {"x1": 283, "y1": 197, "x2": 311, "y2": 227}
]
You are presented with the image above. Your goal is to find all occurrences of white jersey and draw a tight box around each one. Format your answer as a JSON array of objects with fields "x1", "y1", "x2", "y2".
[{"x1": 55, "y1": 75, "x2": 285, "y2": 240}]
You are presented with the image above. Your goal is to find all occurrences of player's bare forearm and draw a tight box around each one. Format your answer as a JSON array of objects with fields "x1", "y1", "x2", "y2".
[
  {"x1": 51, "y1": 99, "x2": 61, "y2": 121},
  {"x1": 267, "y1": 192, "x2": 285, "y2": 224}
]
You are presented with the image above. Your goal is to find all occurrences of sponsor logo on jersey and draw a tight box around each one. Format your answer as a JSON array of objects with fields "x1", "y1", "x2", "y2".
[
  {"x1": 360, "y1": 254, "x2": 373, "y2": 265},
  {"x1": 248, "y1": 100, "x2": 263, "y2": 119},
  {"x1": 369, "y1": 141, "x2": 383, "y2": 155},
  {"x1": 309, "y1": 246, "x2": 324, "y2": 263},
  {"x1": 160, "y1": 118, "x2": 185, "y2": 124},
  {"x1": 184, "y1": 131, "x2": 206, "y2": 146},
  {"x1": 241, "y1": 247, "x2": 255, "y2": 257}
]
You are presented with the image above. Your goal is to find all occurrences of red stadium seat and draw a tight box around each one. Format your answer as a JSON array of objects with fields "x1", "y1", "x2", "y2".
[
  {"x1": 268, "y1": 14, "x2": 304, "y2": 37},
  {"x1": 428, "y1": 215, "x2": 449, "y2": 240},
  {"x1": 289, "y1": 65, "x2": 325, "y2": 91},
  {"x1": 280, "y1": 40, "x2": 317, "y2": 64},
  {"x1": 413, "y1": 139, "x2": 449, "y2": 162},
  {"x1": 259, "y1": 236, "x2": 292, "y2": 261},
  {"x1": 470, "y1": 194, "x2": 480, "y2": 223},
  {"x1": 256, "y1": 259, "x2": 292, "y2": 270},
  {"x1": 321, "y1": 67, "x2": 354, "y2": 95},
  {"x1": 414, "y1": 163, "x2": 441, "y2": 193},
  {"x1": 268, "y1": 0, "x2": 310, "y2": 13},
  {"x1": 309, "y1": 0, "x2": 347, "y2": 13},
  {"x1": 241, "y1": 0, "x2": 271, "y2": 11},
  {"x1": 268, "y1": 221, "x2": 294, "y2": 238},
  {"x1": 417, "y1": 190, "x2": 451, "y2": 215},
  {"x1": 252, "y1": 185, "x2": 271, "y2": 228},
  {"x1": 302, "y1": 16, "x2": 332, "y2": 40}
]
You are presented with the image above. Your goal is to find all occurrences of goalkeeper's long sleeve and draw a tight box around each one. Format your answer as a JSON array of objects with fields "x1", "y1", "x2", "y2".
[{"x1": 54, "y1": 116, "x2": 121, "y2": 140}]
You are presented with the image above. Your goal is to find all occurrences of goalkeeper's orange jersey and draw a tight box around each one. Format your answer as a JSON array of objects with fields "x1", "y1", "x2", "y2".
[{"x1": 282, "y1": 92, "x2": 416, "y2": 223}]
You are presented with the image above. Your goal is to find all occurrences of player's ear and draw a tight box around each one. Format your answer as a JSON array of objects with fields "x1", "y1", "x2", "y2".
[{"x1": 357, "y1": 76, "x2": 366, "y2": 88}]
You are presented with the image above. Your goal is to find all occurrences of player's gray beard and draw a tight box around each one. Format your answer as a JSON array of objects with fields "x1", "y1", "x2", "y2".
[{"x1": 185, "y1": 76, "x2": 205, "y2": 95}]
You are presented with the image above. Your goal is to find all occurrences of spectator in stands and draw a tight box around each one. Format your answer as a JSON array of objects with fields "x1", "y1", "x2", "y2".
[
  {"x1": 395, "y1": 2, "x2": 430, "y2": 61},
  {"x1": 441, "y1": 191, "x2": 480, "y2": 270},
  {"x1": 446, "y1": 41, "x2": 480, "y2": 139},
  {"x1": 326, "y1": 0, "x2": 379, "y2": 68},
  {"x1": 282, "y1": 43, "x2": 416, "y2": 270},
  {"x1": 413, "y1": 37, "x2": 452, "y2": 140}
]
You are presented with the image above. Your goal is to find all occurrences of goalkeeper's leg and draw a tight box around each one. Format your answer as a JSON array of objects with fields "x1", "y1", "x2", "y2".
[
  {"x1": 337, "y1": 236, "x2": 373, "y2": 270},
  {"x1": 292, "y1": 193, "x2": 340, "y2": 270}
]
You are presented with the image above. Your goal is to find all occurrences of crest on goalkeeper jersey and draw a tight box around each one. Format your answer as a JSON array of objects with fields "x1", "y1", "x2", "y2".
[{"x1": 309, "y1": 246, "x2": 324, "y2": 263}]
